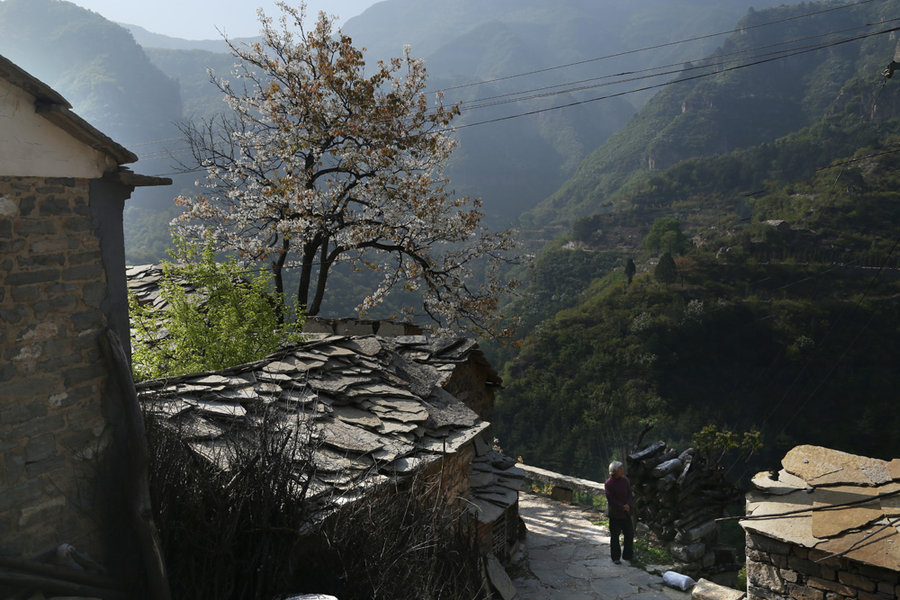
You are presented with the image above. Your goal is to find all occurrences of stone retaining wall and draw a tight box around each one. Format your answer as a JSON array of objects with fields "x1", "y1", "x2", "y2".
[
  {"x1": 0, "y1": 176, "x2": 114, "y2": 559},
  {"x1": 746, "y1": 531, "x2": 900, "y2": 600}
]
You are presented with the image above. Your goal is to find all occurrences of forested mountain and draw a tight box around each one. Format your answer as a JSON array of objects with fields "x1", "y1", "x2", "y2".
[
  {"x1": 524, "y1": 0, "x2": 900, "y2": 226},
  {"x1": 490, "y1": 0, "x2": 900, "y2": 481},
  {"x1": 494, "y1": 139, "x2": 900, "y2": 482},
  {"x1": 342, "y1": 0, "x2": 798, "y2": 224},
  {"x1": 0, "y1": 0, "x2": 182, "y2": 148}
]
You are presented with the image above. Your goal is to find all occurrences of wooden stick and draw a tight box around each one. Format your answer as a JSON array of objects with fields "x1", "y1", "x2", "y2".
[
  {"x1": 0, "y1": 569, "x2": 129, "y2": 599},
  {"x1": 0, "y1": 555, "x2": 121, "y2": 590},
  {"x1": 100, "y1": 328, "x2": 172, "y2": 600}
]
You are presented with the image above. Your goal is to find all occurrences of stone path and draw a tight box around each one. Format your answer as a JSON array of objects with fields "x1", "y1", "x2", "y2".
[{"x1": 512, "y1": 493, "x2": 691, "y2": 600}]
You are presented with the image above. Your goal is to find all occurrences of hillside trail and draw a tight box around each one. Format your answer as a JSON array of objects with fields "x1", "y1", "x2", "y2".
[{"x1": 512, "y1": 492, "x2": 692, "y2": 600}]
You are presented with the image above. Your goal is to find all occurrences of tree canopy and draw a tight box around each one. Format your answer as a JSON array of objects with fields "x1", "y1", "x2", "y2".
[
  {"x1": 643, "y1": 217, "x2": 690, "y2": 255},
  {"x1": 174, "y1": 2, "x2": 518, "y2": 336}
]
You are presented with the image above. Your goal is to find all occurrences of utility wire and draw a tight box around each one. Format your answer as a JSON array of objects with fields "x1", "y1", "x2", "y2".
[
  {"x1": 149, "y1": 22, "x2": 900, "y2": 176},
  {"x1": 452, "y1": 18, "x2": 897, "y2": 110},
  {"x1": 434, "y1": 0, "x2": 880, "y2": 93},
  {"x1": 128, "y1": 0, "x2": 888, "y2": 154},
  {"x1": 815, "y1": 145, "x2": 900, "y2": 170},
  {"x1": 139, "y1": 15, "x2": 896, "y2": 161},
  {"x1": 444, "y1": 24, "x2": 900, "y2": 131},
  {"x1": 457, "y1": 29, "x2": 886, "y2": 112}
]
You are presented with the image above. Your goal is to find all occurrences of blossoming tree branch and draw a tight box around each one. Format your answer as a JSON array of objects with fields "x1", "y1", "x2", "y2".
[{"x1": 174, "y1": 1, "x2": 520, "y2": 336}]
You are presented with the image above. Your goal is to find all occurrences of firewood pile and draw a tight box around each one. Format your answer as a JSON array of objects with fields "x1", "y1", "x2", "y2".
[{"x1": 626, "y1": 440, "x2": 743, "y2": 575}]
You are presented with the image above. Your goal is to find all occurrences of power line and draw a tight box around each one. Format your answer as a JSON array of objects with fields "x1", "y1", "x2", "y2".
[
  {"x1": 815, "y1": 145, "x2": 900, "y2": 170},
  {"x1": 434, "y1": 0, "x2": 880, "y2": 94},
  {"x1": 444, "y1": 24, "x2": 900, "y2": 131},
  {"x1": 146, "y1": 20, "x2": 900, "y2": 176},
  {"x1": 452, "y1": 19, "x2": 893, "y2": 110},
  {"x1": 130, "y1": 0, "x2": 886, "y2": 157},
  {"x1": 141, "y1": 13, "x2": 900, "y2": 176},
  {"x1": 454, "y1": 17, "x2": 900, "y2": 113}
]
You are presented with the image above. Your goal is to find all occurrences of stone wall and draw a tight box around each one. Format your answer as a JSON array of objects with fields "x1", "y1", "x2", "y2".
[
  {"x1": 0, "y1": 176, "x2": 115, "y2": 560},
  {"x1": 444, "y1": 359, "x2": 495, "y2": 422},
  {"x1": 746, "y1": 531, "x2": 900, "y2": 600},
  {"x1": 303, "y1": 317, "x2": 422, "y2": 337},
  {"x1": 424, "y1": 439, "x2": 475, "y2": 502}
]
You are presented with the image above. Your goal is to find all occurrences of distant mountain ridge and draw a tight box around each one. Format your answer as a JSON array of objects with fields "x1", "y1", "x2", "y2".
[{"x1": 120, "y1": 22, "x2": 260, "y2": 53}]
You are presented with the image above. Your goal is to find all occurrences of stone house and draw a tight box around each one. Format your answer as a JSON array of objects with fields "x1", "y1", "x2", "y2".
[
  {"x1": 0, "y1": 54, "x2": 170, "y2": 596},
  {"x1": 133, "y1": 326, "x2": 524, "y2": 559},
  {"x1": 741, "y1": 445, "x2": 900, "y2": 600}
]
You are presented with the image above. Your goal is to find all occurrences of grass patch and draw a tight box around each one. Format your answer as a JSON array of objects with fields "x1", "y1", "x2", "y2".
[{"x1": 631, "y1": 536, "x2": 675, "y2": 568}]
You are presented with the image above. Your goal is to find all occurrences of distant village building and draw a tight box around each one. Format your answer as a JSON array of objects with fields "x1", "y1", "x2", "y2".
[
  {"x1": 741, "y1": 445, "x2": 900, "y2": 600},
  {"x1": 0, "y1": 54, "x2": 170, "y2": 595}
]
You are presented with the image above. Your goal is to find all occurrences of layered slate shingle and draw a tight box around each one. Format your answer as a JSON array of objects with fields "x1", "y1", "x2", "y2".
[{"x1": 136, "y1": 333, "x2": 495, "y2": 515}]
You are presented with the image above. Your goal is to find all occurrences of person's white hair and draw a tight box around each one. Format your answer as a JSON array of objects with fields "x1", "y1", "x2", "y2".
[{"x1": 609, "y1": 460, "x2": 623, "y2": 476}]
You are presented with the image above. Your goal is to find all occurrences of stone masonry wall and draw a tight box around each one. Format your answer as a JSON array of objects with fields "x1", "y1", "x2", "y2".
[
  {"x1": 445, "y1": 361, "x2": 495, "y2": 423},
  {"x1": 0, "y1": 176, "x2": 113, "y2": 559},
  {"x1": 424, "y1": 439, "x2": 475, "y2": 503},
  {"x1": 746, "y1": 531, "x2": 900, "y2": 600}
]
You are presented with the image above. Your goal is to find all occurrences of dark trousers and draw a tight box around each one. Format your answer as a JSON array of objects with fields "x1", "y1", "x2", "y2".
[{"x1": 609, "y1": 515, "x2": 634, "y2": 561}]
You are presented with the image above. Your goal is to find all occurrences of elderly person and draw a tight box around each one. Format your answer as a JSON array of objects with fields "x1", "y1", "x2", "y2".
[{"x1": 604, "y1": 460, "x2": 634, "y2": 564}]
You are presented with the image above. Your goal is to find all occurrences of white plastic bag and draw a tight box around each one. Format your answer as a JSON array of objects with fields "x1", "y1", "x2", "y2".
[{"x1": 662, "y1": 570, "x2": 696, "y2": 591}]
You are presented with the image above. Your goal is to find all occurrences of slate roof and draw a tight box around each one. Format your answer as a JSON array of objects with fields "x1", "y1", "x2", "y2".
[
  {"x1": 136, "y1": 332, "x2": 520, "y2": 519},
  {"x1": 127, "y1": 264, "x2": 190, "y2": 312},
  {"x1": 742, "y1": 445, "x2": 900, "y2": 572}
]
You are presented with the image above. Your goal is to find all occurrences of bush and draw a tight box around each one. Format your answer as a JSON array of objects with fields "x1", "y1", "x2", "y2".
[
  {"x1": 147, "y1": 409, "x2": 318, "y2": 599},
  {"x1": 131, "y1": 230, "x2": 304, "y2": 381},
  {"x1": 146, "y1": 408, "x2": 487, "y2": 600},
  {"x1": 299, "y1": 475, "x2": 488, "y2": 600}
]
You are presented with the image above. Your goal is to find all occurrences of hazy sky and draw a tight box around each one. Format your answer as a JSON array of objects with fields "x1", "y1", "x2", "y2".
[{"x1": 66, "y1": 1, "x2": 380, "y2": 40}]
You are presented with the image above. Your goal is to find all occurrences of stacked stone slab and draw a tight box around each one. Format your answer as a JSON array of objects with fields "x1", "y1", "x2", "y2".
[
  {"x1": 741, "y1": 445, "x2": 900, "y2": 600},
  {"x1": 627, "y1": 440, "x2": 743, "y2": 576}
]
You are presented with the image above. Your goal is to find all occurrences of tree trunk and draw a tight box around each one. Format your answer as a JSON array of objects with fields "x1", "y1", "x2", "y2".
[
  {"x1": 308, "y1": 237, "x2": 331, "y2": 316},
  {"x1": 271, "y1": 238, "x2": 290, "y2": 323},
  {"x1": 297, "y1": 241, "x2": 316, "y2": 313}
]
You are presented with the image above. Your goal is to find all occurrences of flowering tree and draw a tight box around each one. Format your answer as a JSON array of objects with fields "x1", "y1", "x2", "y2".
[{"x1": 175, "y1": 2, "x2": 518, "y2": 336}]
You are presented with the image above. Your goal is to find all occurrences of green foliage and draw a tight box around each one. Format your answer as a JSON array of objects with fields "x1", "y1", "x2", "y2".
[
  {"x1": 130, "y1": 231, "x2": 304, "y2": 381},
  {"x1": 693, "y1": 425, "x2": 763, "y2": 467},
  {"x1": 643, "y1": 217, "x2": 690, "y2": 255},
  {"x1": 495, "y1": 139, "x2": 900, "y2": 481},
  {"x1": 654, "y1": 253, "x2": 678, "y2": 286},
  {"x1": 631, "y1": 537, "x2": 676, "y2": 568},
  {"x1": 736, "y1": 565, "x2": 747, "y2": 590}
]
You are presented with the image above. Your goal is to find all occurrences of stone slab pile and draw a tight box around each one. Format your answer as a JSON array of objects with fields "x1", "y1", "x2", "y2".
[
  {"x1": 627, "y1": 441, "x2": 743, "y2": 576},
  {"x1": 742, "y1": 445, "x2": 900, "y2": 600}
]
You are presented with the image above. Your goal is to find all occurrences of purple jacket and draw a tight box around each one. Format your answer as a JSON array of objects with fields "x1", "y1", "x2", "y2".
[{"x1": 604, "y1": 475, "x2": 634, "y2": 519}]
